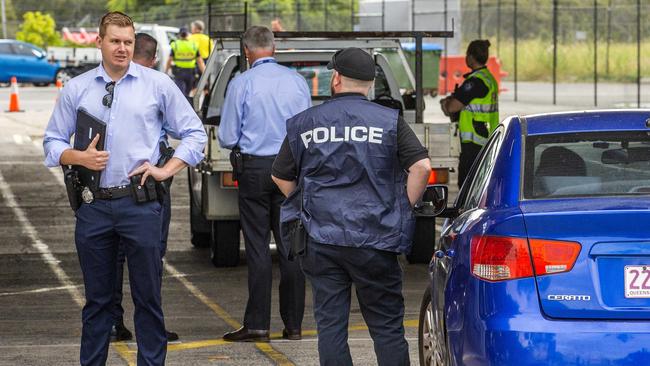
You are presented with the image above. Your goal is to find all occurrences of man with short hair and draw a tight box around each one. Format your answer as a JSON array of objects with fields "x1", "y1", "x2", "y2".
[
  {"x1": 218, "y1": 25, "x2": 310, "y2": 342},
  {"x1": 43, "y1": 11, "x2": 207, "y2": 365},
  {"x1": 189, "y1": 20, "x2": 211, "y2": 61},
  {"x1": 166, "y1": 27, "x2": 205, "y2": 97},
  {"x1": 272, "y1": 47, "x2": 431, "y2": 365},
  {"x1": 110, "y1": 31, "x2": 179, "y2": 343}
]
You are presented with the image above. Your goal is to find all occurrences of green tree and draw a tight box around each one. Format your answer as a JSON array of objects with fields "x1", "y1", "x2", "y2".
[{"x1": 15, "y1": 11, "x2": 61, "y2": 48}]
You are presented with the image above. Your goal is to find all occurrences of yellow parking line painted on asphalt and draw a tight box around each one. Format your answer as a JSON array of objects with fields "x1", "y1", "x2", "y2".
[
  {"x1": 165, "y1": 319, "x2": 420, "y2": 354},
  {"x1": 255, "y1": 342, "x2": 295, "y2": 366},
  {"x1": 112, "y1": 342, "x2": 136, "y2": 366},
  {"x1": 163, "y1": 261, "x2": 295, "y2": 365},
  {"x1": 167, "y1": 339, "x2": 230, "y2": 352}
]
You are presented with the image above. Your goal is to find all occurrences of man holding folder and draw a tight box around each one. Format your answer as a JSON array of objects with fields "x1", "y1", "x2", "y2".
[{"x1": 43, "y1": 11, "x2": 206, "y2": 366}]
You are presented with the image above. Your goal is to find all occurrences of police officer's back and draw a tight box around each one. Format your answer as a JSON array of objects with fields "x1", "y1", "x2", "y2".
[
  {"x1": 165, "y1": 27, "x2": 205, "y2": 97},
  {"x1": 440, "y1": 39, "x2": 499, "y2": 188},
  {"x1": 272, "y1": 47, "x2": 431, "y2": 366}
]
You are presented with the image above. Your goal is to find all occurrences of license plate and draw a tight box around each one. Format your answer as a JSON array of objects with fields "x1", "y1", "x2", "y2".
[{"x1": 624, "y1": 265, "x2": 650, "y2": 298}]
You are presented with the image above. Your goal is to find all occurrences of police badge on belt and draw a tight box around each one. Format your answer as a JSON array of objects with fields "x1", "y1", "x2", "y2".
[{"x1": 81, "y1": 186, "x2": 94, "y2": 203}]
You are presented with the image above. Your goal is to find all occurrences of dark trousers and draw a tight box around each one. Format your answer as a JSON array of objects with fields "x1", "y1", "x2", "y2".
[
  {"x1": 458, "y1": 142, "x2": 483, "y2": 189},
  {"x1": 238, "y1": 156, "x2": 305, "y2": 330},
  {"x1": 172, "y1": 67, "x2": 195, "y2": 97},
  {"x1": 75, "y1": 197, "x2": 166, "y2": 366},
  {"x1": 112, "y1": 187, "x2": 172, "y2": 325},
  {"x1": 300, "y1": 242, "x2": 409, "y2": 366}
]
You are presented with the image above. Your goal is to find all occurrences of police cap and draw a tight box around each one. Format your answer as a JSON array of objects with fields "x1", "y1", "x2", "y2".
[{"x1": 327, "y1": 47, "x2": 375, "y2": 81}]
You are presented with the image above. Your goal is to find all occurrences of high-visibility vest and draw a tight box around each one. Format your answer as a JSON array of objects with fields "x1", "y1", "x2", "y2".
[
  {"x1": 171, "y1": 39, "x2": 198, "y2": 69},
  {"x1": 458, "y1": 68, "x2": 499, "y2": 146}
]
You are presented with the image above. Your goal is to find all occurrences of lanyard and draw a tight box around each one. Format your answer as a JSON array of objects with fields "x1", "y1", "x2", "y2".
[{"x1": 252, "y1": 58, "x2": 276, "y2": 68}]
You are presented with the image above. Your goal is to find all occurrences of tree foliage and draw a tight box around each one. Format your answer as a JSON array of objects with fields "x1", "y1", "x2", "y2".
[{"x1": 15, "y1": 11, "x2": 62, "y2": 48}]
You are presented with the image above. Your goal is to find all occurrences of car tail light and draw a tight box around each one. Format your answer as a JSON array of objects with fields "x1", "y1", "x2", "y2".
[
  {"x1": 471, "y1": 236, "x2": 533, "y2": 281},
  {"x1": 427, "y1": 168, "x2": 449, "y2": 184},
  {"x1": 221, "y1": 172, "x2": 238, "y2": 188},
  {"x1": 528, "y1": 239, "x2": 581, "y2": 276}
]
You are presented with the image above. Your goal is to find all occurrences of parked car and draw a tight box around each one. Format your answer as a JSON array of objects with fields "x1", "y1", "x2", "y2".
[
  {"x1": 0, "y1": 39, "x2": 60, "y2": 85},
  {"x1": 418, "y1": 110, "x2": 650, "y2": 365}
]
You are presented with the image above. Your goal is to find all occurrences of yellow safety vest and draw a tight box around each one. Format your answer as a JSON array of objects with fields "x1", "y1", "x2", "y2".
[
  {"x1": 171, "y1": 39, "x2": 198, "y2": 69},
  {"x1": 458, "y1": 68, "x2": 499, "y2": 146}
]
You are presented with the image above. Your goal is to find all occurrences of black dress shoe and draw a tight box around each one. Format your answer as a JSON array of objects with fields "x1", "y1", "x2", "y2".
[
  {"x1": 223, "y1": 327, "x2": 269, "y2": 342},
  {"x1": 166, "y1": 330, "x2": 179, "y2": 342},
  {"x1": 282, "y1": 328, "x2": 302, "y2": 340},
  {"x1": 110, "y1": 322, "x2": 133, "y2": 342}
]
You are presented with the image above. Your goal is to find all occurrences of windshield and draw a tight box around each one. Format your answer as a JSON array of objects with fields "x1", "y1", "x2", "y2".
[{"x1": 523, "y1": 131, "x2": 650, "y2": 198}]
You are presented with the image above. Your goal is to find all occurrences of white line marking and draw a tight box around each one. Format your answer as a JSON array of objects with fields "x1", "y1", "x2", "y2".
[
  {"x1": 0, "y1": 169, "x2": 84, "y2": 307},
  {"x1": 0, "y1": 284, "x2": 83, "y2": 297}
]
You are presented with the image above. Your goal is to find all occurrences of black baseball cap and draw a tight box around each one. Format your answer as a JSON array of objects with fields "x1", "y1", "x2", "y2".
[{"x1": 327, "y1": 47, "x2": 375, "y2": 81}]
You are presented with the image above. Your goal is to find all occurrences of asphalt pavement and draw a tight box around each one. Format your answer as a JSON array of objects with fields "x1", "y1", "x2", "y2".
[{"x1": 0, "y1": 82, "x2": 646, "y2": 365}]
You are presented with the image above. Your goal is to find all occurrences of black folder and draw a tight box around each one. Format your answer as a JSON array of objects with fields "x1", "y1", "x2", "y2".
[{"x1": 73, "y1": 108, "x2": 106, "y2": 191}]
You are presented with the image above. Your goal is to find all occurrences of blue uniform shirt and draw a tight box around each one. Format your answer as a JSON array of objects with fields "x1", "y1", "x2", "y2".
[
  {"x1": 43, "y1": 62, "x2": 207, "y2": 187},
  {"x1": 217, "y1": 57, "x2": 311, "y2": 156}
]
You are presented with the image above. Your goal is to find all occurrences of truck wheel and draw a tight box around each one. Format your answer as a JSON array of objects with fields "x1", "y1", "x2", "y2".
[
  {"x1": 55, "y1": 69, "x2": 72, "y2": 85},
  {"x1": 210, "y1": 220, "x2": 241, "y2": 267},
  {"x1": 407, "y1": 217, "x2": 436, "y2": 264},
  {"x1": 188, "y1": 168, "x2": 210, "y2": 248}
]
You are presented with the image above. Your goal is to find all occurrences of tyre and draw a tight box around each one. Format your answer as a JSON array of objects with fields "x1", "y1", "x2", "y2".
[
  {"x1": 418, "y1": 286, "x2": 450, "y2": 366},
  {"x1": 210, "y1": 220, "x2": 241, "y2": 267},
  {"x1": 33, "y1": 82, "x2": 50, "y2": 87},
  {"x1": 55, "y1": 68, "x2": 72, "y2": 85},
  {"x1": 407, "y1": 217, "x2": 436, "y2": 264},
  {"x1": 188, "y1": 168, "x2": 210, "y2": 248}
]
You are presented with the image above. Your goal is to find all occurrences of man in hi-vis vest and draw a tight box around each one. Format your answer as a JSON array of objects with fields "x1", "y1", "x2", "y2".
[
  {"x1": 440, "y1": 40, "x2": 499, "y2": 188},
  {"x1": 165, "y1": 27, "x2": 205, "y2": 97}
]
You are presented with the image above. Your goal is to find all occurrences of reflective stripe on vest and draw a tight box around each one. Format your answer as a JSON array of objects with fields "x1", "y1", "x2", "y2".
[
  {"x1": 171, "y1": 40, "x2": 198, "y2": 69},
  {"x1": 458, "y1": 68, "x2": 499, "y2": 146}
]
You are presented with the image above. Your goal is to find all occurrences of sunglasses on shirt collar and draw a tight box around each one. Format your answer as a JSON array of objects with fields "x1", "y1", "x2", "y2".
[{"x1": 102, "y1": 81, "x2": 115, "y2": 108}]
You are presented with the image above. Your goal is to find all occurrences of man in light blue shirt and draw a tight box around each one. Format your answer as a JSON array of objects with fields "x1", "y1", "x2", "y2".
[
  {"x1": 218, "y1": 25, "x2": 311, "y2": 342},
  {"x1": 43, "y1": 12, "x2": 206, "y2": 366}
]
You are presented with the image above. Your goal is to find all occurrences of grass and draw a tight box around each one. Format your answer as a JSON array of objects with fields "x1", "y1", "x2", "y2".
[{"x1": 490, "y1": 39, "x2": 650, "y2": 83}]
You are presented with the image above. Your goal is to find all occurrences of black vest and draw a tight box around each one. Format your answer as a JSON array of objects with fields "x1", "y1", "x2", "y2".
[{"x1": 280, "y1": 95, "x2": 415, "y2": 254}]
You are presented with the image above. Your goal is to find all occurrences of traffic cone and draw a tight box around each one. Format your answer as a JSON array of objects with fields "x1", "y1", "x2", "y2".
[
  {"x1": 55, "y1": 79, "x2": 63, "y2": 102},
  {"x1": 6, "y1": 77, "x2": 23, "y2": 112}
]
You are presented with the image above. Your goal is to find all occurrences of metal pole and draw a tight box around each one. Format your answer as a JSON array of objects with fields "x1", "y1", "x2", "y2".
[
  {"x1": 553, "y1": 0, "x2": 558, "y2": 105},
  {"x1": 478, "y1": 0, "x2": 482, "y2": 39},
  {"x1": 594, "y1": 0, "x2": 598, "y2": 106},
  {"x1": 637, "y1": 0, "x2": 641, "y2": 108},
  {"x1": 382, "y1": 0, "x2": 386, "y2": 31},
  {"x1": 514, "y1": 0, "x2": 518, "y2": 102},
  {"x1": 606, "y1": 0, "x2": 611, "y2": 75},
  {"x1": 415, "y1": 34, "x2": 423, "y2": 124},
  {"x1": 350, "y1": 0, "x2": 354, "y2": 31},
  {"x1": 273, "y1": 0, "x2": 277, "y2": 20},
  {"x1": 324, "y1": 0, "x2": 328, "y2": 31},
  {"x1": 2, "y1": 0, "x2": 9, "y2": 39},
  {"x1": 444, "y1": 0, "x2": 448, "y2": 95},
  {"x1": 497, "y1": 0, "x2": 501, "y2": 56},
  {"x1": 296, "y1": 0, "x2": 301, "y2": 31}
]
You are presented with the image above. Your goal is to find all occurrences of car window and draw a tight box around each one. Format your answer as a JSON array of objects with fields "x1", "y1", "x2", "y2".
[
  {"x1": 0, "y1": 43, "x2": 13, "y2": 55},
  {"x1": 12, "y1": 43, "x2": 40, "y2": 57},
  {"x1": 374, "y1": 64, "x2": 391, "y2": 97},
  {"x1": 462, "y1": 129, "x2": 503, "y2": 210},
  {"x1": 280, "y1": 61, "x2": 333, "y2": 99},
  {"x1": 523, "y1": 131, "x2": 650, "y2": 198},
  {"x1": 166, "y1": 32, "x2": 178, "y2": 43}
]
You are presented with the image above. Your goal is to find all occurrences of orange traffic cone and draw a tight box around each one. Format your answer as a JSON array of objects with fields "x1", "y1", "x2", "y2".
[
  {"x1": 6, "y1": 77, "x2": 23, "y2": 112},
  {"x1": 55, "y1": 79, "x2": 63, "y2": 102}
]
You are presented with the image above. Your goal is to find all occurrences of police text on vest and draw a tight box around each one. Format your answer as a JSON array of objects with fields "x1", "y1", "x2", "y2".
[{"x1": 300, "y1": 126, "x2": 383, "y2": 148}]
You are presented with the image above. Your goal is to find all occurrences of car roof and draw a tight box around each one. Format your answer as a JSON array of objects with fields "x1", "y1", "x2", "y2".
[{"x1": 521, "y1": 109, "x2": 650, "y2": 136}]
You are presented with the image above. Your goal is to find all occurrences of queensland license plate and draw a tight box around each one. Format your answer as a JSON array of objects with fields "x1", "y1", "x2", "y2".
[{"x1": 624, "y1": 265, "x2": 650, "y2": 298}]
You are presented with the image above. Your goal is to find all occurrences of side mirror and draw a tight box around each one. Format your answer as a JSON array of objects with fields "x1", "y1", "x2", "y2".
[{"x1": 415, "y1": 184, "x2": 448, "y2": 217}]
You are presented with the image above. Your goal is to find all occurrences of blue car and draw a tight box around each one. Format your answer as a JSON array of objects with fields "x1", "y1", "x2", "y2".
[
  {"x1": 0, "y1": 39, "x2": 60, "y2": 85},
  {"x1": 418, "y1": 110, "x2": 650, "y2": 365}
]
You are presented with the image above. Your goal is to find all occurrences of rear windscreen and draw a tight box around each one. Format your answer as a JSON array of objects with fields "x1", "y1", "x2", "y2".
[
  {"x1": 281, "y1": 61, "x2": 333, "y2": 99},
  {"x1": 523, "y1": 131, "x2": 650, "y2": 199}
]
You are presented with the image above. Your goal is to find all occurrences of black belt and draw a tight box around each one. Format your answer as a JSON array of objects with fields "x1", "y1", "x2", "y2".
[
  {"x1": 241, "y1": 153, "x2": 277, "y2": 161},
  {"x1": 94, "y1": 185, "x2": 131, "y2": 200}
]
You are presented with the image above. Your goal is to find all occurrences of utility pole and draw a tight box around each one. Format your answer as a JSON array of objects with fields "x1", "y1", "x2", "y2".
[{"x1": 1, "y1": 0, "x2": 7, "y2": 39}]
